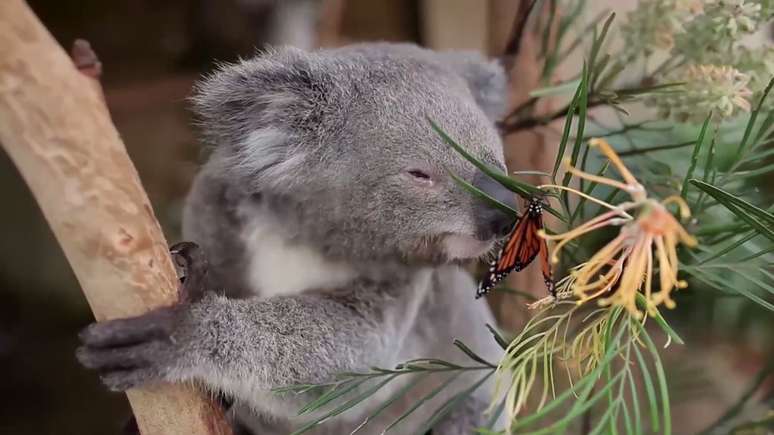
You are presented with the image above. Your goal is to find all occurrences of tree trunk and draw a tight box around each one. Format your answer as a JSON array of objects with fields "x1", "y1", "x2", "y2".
[{"x1": 0, "y1": 1, "x2": 231, "y2": 434}]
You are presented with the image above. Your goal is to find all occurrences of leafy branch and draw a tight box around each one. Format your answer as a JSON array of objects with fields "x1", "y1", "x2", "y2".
[{"x1": 275, "y1": 340, "x2": 499, "y2": 435}]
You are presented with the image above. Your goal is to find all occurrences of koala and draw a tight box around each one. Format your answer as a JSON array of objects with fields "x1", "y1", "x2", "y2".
[{"x1": 77, "y1": 43, "x2": 518, "y2": 434}]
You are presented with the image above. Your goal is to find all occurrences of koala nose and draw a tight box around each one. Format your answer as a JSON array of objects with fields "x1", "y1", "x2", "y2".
[{"x1": 471, "y1": 170, "x2": 518, "y2": 239}]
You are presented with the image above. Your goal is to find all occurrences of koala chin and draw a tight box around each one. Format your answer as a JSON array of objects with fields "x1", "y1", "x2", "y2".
[{"x1": 77, "y1": 42, "x2": 517, "y2": 434}]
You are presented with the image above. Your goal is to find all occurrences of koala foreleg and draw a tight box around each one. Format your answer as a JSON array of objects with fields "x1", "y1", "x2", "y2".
[
  {"x1": 431, "y1": 395, "x2": 490, "y2": 435},
  {"x1": 76, "y1": 250, "x2": 428, "y2": 415}
]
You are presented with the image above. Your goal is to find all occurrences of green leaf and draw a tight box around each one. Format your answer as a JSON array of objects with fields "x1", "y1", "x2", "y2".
[
  {"x1": 627, "y1": 369, "x2": 644, "y2": 435},
  {"x1": 617, "y1": 140, "x2": 696, "y2": 157},
  {"x1": 414, "y1": 372, "x2": 494, "y2": 435},
  {"x1": 383, "y1": 372, "x2": 464, "y2": 433},
  {"x1": 739, "y1": 141, "x2": 774, "y2": 163},
  {"x1": 523, "y1": 371, "x2": 628, "y2": 434},
  {"x1": 453, "y1": 339, "x2": 496, "y2": 368},
  {"x1": 689, "y1": 180, "x2": 774, "y2": 242},
  {"x1": 735, "y1": 161, "x2": 774, "y2": 179},
  {"x1": 509, "y1": 327, "x2": 628, "y2": 430},
  {"x1": 694, "y1": 221, "x2": 748, "y2": 237},
  {"x1": 591, "y1": 53, "x2": 612, "y2": 90},
  {"x1": 735, "y1": 76, "x2": 774, "y2": 159},
  {"x1": 702, "y1": 135, "x2": 716, "y2": 185},
  {"x1": 291, "y1": 375, "x2": 399, "y2": 435},
  {"x1": 740, "y1": 245, "x2": 774, "y2": 261},
  {"x1": 698, "y1": 230, "x2": 757, "y2": 264},
  {"x1": 297, "y1": 378, "x2": 368, "y2": 415},
  {"x1": 753, "y1": 108, "x2": 774, "y2": 143},
  {"x1": 429, "y1": 118, "x2": 541, "y2": 199},
  {"x1": 686, "y1": 269, "x2": 774, "y2": 312},
  {"x1": 561, "y1": 61, "x2": 590, "y2": 189},
  {"x1": 633, "y1": 343, "x2": 660, "y2": 432},
  {"x1": 512, "y1": 170, "x2": 552, "y2": 177},
  {"x1": 601, "y1": 308, "x2": 624, "y2": 435},
  {"x1": 448, "y1": 170, "x2": 518, "y2": 216},
  {"x1": 596, "y1": 60, "x2": 627, "y2": 91},
  {"x1": 482, "y1": 397, "x2": 508, "y2": 431},
  {"x1": 569, "y1": 160, "x2": 609, "y2": 225},
  {"x1": 613, "y1": 82, "x2": 685, "y2": 97},
  {"x1": 681, "y1": 114, "x2": 712, "y2": 198},
  {"x1": 588, "y1": 13, "x2": 616, "y2": 86},
  {"x1": 431, "y1": 118, "x2": 565, "y2": 221},
  {"x1": 589, "y1": 399, "x2": 623, "y2": 435},
  {"x1": 620, "y1": 400, "x2": 635, "y2": 435},
  {"x1": 556, "y1": 8, "x2": 609, "y2": 63},
  {"x1": 486, "y1": 323, "x2": 511, "y2": 350},
  {"x1": 635, "y1": 323, "x2": 672, "y2": 435},
  {"x1": 552, "y1": 70, "x2": 584, "y2": 181},
  {"x1": 635, "y1": 293, "x2": 685, "y2": 345},
  {"x1": 351, "y1": 374, "x2": 427, "y2": 434},
  {"x1": 529, "y1": 78, "x2": 582, "y2": 98}
]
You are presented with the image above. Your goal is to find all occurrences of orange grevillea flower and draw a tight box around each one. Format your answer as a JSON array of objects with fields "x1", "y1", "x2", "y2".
[{"x1": 539, "y1": 138, "x2": 697, "y2": 318}]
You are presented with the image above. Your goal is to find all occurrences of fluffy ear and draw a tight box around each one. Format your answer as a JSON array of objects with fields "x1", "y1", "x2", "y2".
[
  {"x1": 190, "y1": 47, "x2": 327, "y2": 186},
  {"x1": 435, "y1": 51, "x2": 508, "y2": 121}
]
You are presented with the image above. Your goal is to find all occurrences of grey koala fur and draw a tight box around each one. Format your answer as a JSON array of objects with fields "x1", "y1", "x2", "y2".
[{"x1": 77, "y1": 42, "x2": 517, "y2": 434}]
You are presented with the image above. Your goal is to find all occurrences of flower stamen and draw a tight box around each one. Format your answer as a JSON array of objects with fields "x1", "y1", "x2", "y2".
[{"x1": 540, "y1": 138, "x2": 698, "y2": 318}]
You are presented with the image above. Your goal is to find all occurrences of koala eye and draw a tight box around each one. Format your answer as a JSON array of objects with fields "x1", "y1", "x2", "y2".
[
  {"x1": 407, "y1": 169, "x2": 432, "y2": 180},
  {"x1": 404, "y1": 168, "x2": 436, "y2": 187}
]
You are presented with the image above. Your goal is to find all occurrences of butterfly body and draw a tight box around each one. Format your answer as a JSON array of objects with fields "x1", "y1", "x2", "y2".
[{"x1": 476, "y1": 198, "x2": 554, "y2": 298}]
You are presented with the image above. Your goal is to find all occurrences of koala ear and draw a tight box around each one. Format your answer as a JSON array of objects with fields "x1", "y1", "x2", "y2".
[
  {"x1": 190, "y1": 47, "x2": 327, "y2": 187},
  {"x1": 435, "y1": 51, "x2": 508, "y2": 121}
]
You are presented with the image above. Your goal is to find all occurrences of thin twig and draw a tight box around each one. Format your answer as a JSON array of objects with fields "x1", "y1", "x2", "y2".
[
  {"x1": 696, "y1": 361, "x2": 774, "y2": 435},
  {"x1": 501, "y1": 0, "x2": 539, "y2": 71},
  {"x1": 500, "y1": 98, "x2": 607, "y2": 134}
]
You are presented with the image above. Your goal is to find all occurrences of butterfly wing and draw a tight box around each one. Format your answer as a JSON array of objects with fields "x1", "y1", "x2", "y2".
[
  {"x1": 476, "y1": 213, "x2": 541, "y2": 298},
  {"x1": 476, "y1": 199, "x2": 554, "y2": 298}
]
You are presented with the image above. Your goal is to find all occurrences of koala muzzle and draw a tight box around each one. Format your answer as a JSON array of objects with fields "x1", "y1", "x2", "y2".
[{"x1": 471, "y1": 170, "x2": 518, "y2": 240}]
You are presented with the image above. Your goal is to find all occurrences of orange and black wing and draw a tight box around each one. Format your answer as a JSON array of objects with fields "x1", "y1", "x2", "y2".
[{"x1": 476, "y1": 199, "x2": 554, "y2": 298}]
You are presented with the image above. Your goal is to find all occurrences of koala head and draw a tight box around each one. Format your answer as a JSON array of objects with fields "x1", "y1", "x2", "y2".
[{"x1": 192, "y1": 43, "x2": 516, "y2": 266}]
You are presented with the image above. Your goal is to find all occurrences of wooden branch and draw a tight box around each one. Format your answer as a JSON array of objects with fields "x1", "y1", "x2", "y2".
[
  {"x1": 0, "y1": 2, "x2": 231, "y2": 434},
  {"x1": 500, "y1": 0, "x2": 538, "y2": 70}
]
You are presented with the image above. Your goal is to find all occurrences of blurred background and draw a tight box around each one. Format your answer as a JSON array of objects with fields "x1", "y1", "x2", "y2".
[{"x1": 0, "y1": 1, "x2": 771, "y2": 434}]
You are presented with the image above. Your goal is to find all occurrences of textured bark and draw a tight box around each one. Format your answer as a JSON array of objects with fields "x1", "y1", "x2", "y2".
[{"x1": 0, "y1": 1, "x2": 231, "y2": 434}]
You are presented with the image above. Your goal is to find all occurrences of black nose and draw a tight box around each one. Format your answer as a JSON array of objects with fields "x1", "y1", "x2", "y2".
[{"x1": 471, "y1": 170, "x2": 518, "y2": 239}]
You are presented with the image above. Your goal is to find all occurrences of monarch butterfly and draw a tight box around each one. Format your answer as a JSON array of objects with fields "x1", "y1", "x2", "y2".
[{"x1": 476, "y1": 197, "x2": 554, "y2": 299}]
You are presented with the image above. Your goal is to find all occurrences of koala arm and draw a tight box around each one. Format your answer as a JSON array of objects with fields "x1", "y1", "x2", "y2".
[
  {"x1": 431, "y1": 396, "x2": 490, "y2": 435},
  {"x1": 77, "y1": 265, "x2": 426, "y2": 403}
]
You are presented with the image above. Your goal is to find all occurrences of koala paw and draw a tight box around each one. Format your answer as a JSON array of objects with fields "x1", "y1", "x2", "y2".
[{"x1": 76, "y1": 242, "x2": 210, "y2": 391}]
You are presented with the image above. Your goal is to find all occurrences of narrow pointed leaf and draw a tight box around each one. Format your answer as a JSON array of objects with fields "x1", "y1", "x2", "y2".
[
  {"x1": 429, "y1": 118, "x2": 540, "y2": 198},
  {"x1": 689, "y1": 180, "x2": 774, "y2": 242},
  {"x1": 681, "y1": 114, "x2": 712, "y2": 198}
]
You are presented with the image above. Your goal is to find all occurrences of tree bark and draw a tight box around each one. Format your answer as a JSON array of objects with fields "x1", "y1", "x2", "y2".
[{"x1": 0, "y1": 1, "x2": 231, "y2": 434}]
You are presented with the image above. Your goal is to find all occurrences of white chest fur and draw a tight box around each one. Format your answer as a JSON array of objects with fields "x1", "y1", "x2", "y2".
[{"x1": 242, "y1": 217, "x2": 357, "y2": 297}]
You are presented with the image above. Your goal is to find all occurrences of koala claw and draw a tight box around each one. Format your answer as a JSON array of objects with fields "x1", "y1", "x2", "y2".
[
  {"x1": 170, "y1": 241, "x2": 209, "y2": 303},
  {"x1": 76, "y1": 308, "x2": 179, "y2": 391},
  {"x1": 78, "y1": 308, "x2": 177, "y2": 348},
  {"x1": 76, "y1": 242, "x2": 211, "y2": 391}
]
